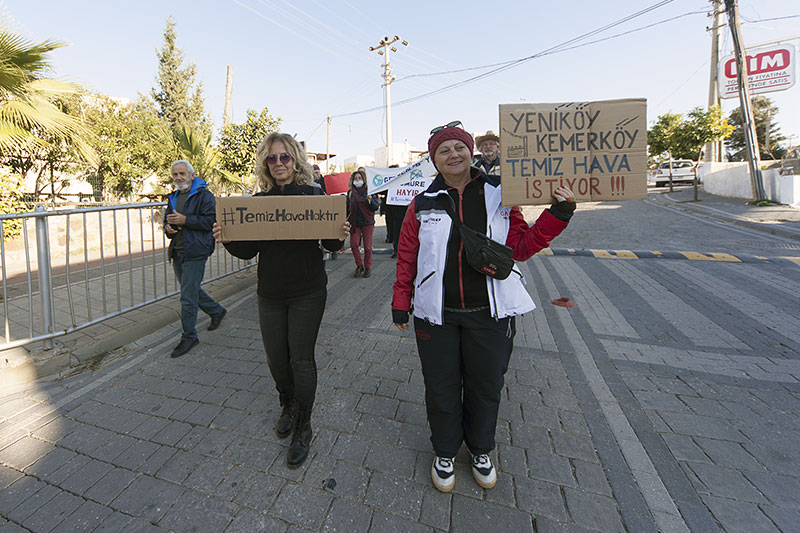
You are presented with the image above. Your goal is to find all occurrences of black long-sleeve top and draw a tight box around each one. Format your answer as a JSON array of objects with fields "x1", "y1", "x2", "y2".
[{"x1": 224, "y1": 183, "x2": 342, "y2": 300}]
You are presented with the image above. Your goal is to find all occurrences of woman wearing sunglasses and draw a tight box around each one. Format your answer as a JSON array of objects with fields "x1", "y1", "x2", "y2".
[
  {"x1": 391, "y1": 122, "x2": 576, "y2": 492},
  {"x1": 212, "y1": 132, "x2": 349, "y2": 468},
  {"x1": 346, "y1": 168, "x2": 380, "y2": 278}
]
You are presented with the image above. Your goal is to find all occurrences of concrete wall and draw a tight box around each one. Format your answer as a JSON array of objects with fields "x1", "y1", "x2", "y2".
[
  {"x1": 700, "y1": 162, "x2": 798, "y2": 205},
  {"x1": 2, "y1": 207, "x2": 164, "y2": 279}
]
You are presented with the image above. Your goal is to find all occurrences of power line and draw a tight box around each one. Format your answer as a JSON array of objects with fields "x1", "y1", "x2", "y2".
[
  {"x1": 302, "y1": 117, "x2": 328, "y2": 142},
  {"x1": 308, "y1": 0, "x2": 365, "y2": 34},
  {"x1": 341, "y1": 0, "x2": 384, "y2": 31},
  {"x1": 232, "y1": 0, "x2": 371, "y2": 64},
  {"x1": 656, "y1": 58, "x2": 710, "y2": 107},
  {"x1": 253, "y1": 0, "x2": 363, "y2": 53},
  {"x1": 741, "y1": 14, "x2": 800, "y2": 23},
  {"x1": 333, "y1": 0, "x2": 683, "y2": 118},
  {"x1": 395, "y1": 8, "x2": 706, "y2": 84},
  {"x1": 280, "y1": 0, "x2": 364, "y2": 47},
  {"x1": 230, "y1": 0, "x2": 347, "y2": 59}
]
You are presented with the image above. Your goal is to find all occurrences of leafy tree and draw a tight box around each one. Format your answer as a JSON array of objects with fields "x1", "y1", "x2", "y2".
[
  {"x1": 648, "y1": 106, "x2": 733, "y2": 162},
  {"x1": 726, "y1": 96, "x2": 786, "y2": 161},
  {"x1": 82, "y1": 95, "x2": 175, "y2": 197},
  {"x1": 150, "y1": 18, "x2": 206, "y2": 131},
  {"x1": 0, "y1": 169, "x2": 26, "y2": 239},
  {"x1": 218, "y1": 107, "x2": 281, "y2": 177},
  {"x1": 680, "y1": 106, "x2": 734, "y2": 161},
  {"x1": 647, "y1": 112, "x2": 683, "y2": 162}
]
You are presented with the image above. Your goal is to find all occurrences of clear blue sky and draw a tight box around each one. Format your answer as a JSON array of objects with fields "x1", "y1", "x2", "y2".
[{"x1": 3, "y1": 0, "x2": 798, "y2": 165}]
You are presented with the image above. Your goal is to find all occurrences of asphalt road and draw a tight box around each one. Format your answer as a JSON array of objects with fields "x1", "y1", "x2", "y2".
[{"x1": 544, "y1": 189, "x2": 800, "y2": 258}]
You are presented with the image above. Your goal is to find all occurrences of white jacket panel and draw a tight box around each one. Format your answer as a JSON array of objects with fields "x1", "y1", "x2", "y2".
[{"x1": 412, "y1": 183, "x2": 535, "y2": 325}]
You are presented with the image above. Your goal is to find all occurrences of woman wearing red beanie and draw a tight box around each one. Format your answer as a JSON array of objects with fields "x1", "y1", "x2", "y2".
[{"x1": 391, "y1": 121, "x2": 576, "y2": 492}]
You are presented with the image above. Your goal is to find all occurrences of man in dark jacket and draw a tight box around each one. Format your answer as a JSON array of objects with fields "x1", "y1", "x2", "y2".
[
  {"x1": 164, "y1": 160, "x2": 227, "y2": 358},
  {"x1": 312, "y1": 164, "x2": 327, "y2": 193}
]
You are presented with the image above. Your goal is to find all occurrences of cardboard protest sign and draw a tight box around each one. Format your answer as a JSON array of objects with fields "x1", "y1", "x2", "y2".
[
  {"x1": 366, "y1": 156, "x2": 437, "y2": 205},
  {"x1": 499, "y1": 98, "x2": 647, "y2": 206},
  {"x1": 217, "y1": 195, "x2": 346, "y2": 241}
]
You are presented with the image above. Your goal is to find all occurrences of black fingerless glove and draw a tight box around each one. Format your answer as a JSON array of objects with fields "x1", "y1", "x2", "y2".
[
  {"x1": 392, "y1": 309, "x2": 409, "y2": 324},
  {"x1": 549, "y1": 199, "x2": 576, "y2": 222}
]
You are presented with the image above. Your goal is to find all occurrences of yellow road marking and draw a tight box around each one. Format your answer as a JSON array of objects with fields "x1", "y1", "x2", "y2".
[
  {"x1": 707, "y1": 252, "x2": 742, "y2": 262},
  {"x1": 612, "y1": 250, "x2": 638, "y2": 258},
  {"x1": 591, "y1": 250, "x2": 615, "y2": 258},
  {"x1": 678, "y1": 251, "x2": 713, "y2": 261}
]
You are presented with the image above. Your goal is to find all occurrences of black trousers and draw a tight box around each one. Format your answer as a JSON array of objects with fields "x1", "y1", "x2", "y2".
[
  {"x1": 257, "y1": 289, "x2": 327, "y2": 408},
  {"x1": 414, "y1": 309, "x2": 516, "y2": 457},
  {"x1": 386, "y1": 204, "x2": 406, "y2": 253}
]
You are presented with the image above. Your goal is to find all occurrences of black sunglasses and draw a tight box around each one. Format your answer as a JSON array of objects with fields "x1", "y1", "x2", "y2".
[
  {"x1": 430, "y1": 120, "x2": 463, "y2": 135},
  {"x1": 266, "y1": 153, "x2": 291, "y2": 165}
]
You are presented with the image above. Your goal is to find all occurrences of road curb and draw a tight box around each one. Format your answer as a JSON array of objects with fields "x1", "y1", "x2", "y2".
[{"x1": 655, "y1": 193, "x2": 800, "y2": 242}]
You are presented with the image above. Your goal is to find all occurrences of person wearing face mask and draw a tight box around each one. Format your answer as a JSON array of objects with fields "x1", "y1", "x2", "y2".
[
  {"x1": 164, "y1": 160, "x2": 227, "y2": 358},
  {"x1": 473, "y1": 130, "x2": 501, "y2": 175},
  {"x1": 346, "y1": 168, "x2": 379, "y2": 278}
]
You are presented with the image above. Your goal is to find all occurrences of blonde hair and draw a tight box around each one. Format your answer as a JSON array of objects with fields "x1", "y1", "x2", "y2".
[{"x1": 255, "y1": 132, "x2": 314, "y2": 191}]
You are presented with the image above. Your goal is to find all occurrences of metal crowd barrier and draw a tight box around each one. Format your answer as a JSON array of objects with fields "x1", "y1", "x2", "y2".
[{"x1": 0, "y1": 202, "x2": 254, "y2": 351}]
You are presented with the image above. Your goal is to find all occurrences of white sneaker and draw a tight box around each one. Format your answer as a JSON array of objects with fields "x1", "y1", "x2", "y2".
[
  {"x1": 431, "y1": 456, "x2": 455, "y2": 492},
  {"x1": 471, "y1": 453, "x2": 497, "y2": 489}
]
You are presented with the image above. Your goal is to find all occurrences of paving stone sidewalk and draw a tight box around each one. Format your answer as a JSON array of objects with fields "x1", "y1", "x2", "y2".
[
  {"x1": 1, "y1": 244, "x2": 799, "y2": 531},
  {"x1": 651, "y1": 187, "x2": 800, "y2": 241}
]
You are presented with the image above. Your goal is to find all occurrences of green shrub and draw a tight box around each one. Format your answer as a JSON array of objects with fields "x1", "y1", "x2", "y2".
[{"x1": 0, "y1": 171, "x2": 27, "y2": 240}]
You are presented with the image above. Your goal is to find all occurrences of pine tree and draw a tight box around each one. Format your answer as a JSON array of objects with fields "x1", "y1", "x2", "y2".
[
  {"x1": 151, "y1": 18, "x2": 206, "y2": 130},
  {"x1": 726, "y1": 96, "x2": 786, "y2": 161}
]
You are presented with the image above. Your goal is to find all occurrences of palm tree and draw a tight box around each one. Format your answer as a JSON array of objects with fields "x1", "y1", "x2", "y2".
[
  {"x1": 173, "y1": 123, "x2": 243, "y2": 193},
  {"x1": 0, "y1": 26, "x2": 95, "y2": 162}
]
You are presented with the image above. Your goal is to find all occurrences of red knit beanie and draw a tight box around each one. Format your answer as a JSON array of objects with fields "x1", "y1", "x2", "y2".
[{"x1": 427, "y1": 125, "x2": 474, "y2": 161}]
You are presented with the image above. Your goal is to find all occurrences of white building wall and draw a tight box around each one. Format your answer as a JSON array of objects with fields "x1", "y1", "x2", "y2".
[
  {"x1": 344, "y1": 155, "x2": 374, "y2": 169},
  {"x1": 374, "y1": 142, "x2": 417, "y2": 167},
  {"x1": 700, "y1": 162, "x2": 798, "y2": 205}
]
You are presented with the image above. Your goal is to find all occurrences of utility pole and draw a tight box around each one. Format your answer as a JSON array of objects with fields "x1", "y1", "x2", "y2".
[
  {"x1": 325, "y1": 114, "x2": 331, "y2": 173},
  {"x1": 705, "y1": 0, "x2": 723, "y2": 163},
  {"x1": 369, "y1": 36, "x2": 407, "y2": 167},
  {"x1": 223, "y1": 66, "x2": 233, "y2": 127},
  {"x1": 724, "y1": 0, "x2": 766, "y2": 201}
]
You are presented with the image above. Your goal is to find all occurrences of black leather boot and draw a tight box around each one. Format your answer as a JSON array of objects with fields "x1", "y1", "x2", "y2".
[
  {"x1": 287, "y1": 405, "x2": 312, "y2": 468},
  {"x1": 275, "y1": 395, "x2": 295, "y2": 439}
]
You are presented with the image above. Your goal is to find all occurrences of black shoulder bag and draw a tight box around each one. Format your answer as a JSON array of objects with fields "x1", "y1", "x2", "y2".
[{"x1": 441, "y1": 196, "x2": 515, "y2": 280}]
